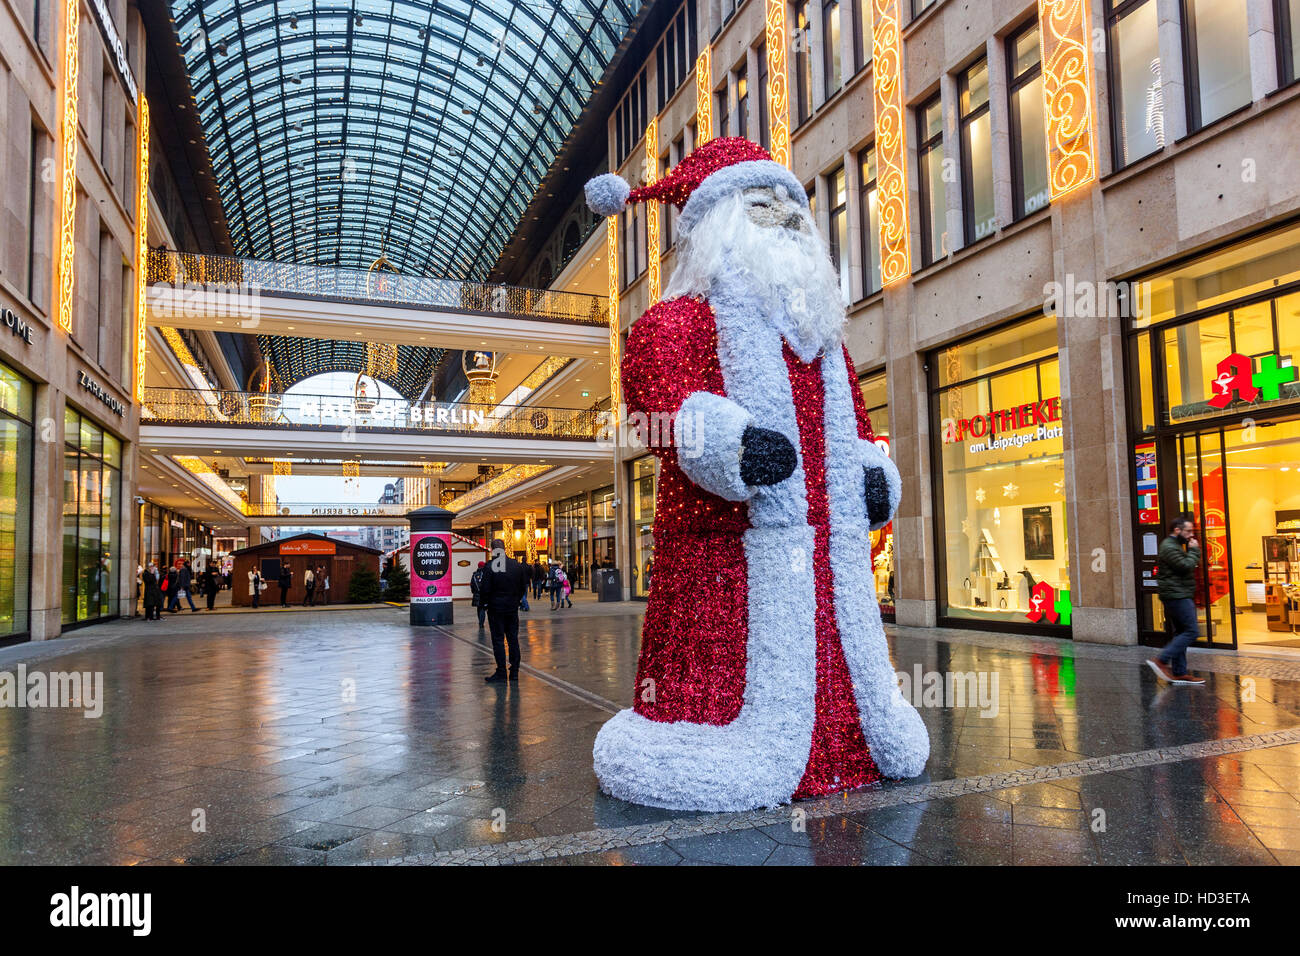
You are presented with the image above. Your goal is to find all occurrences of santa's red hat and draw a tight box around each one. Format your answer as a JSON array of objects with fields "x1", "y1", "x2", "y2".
[{"x1": 585, "y1": 137, "x2": 807, "y2": 233}]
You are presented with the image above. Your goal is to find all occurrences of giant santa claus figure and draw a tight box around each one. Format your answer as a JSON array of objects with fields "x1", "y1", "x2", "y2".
[{"x1": 585, "y1": 138, "x2": 929, "y2": 812}]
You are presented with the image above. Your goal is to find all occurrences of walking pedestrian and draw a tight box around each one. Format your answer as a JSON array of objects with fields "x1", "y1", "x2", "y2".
[
  {"x1": 479, "y1": 540, "x2": 531, "y2": 682},
  {"x1": 470, "y1": 561, "x2": 487, "y2": 629},
  {"x1": 202, "y1": 565, "x2": 219, "y2": 610},
  {"x1": 278, "y1": 564, "x2": 292, "y2": 607},
  {"x1": 556, "y1": 566, "x2": 573, "y2": 608},
  {"x1": 142, "y1": 562, "x2": 163, "y2": 621},
  {"x1": 169, "y1": 560, "x2": 198, "y2": 613},
  {"x1": 1146, "y1": 515, "x2": 1207, "y2": 686}
]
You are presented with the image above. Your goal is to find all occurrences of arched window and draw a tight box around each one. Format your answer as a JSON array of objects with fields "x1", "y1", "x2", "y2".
[{"x1": 562, "y1": 221, "x2": 582, "y2": 261}]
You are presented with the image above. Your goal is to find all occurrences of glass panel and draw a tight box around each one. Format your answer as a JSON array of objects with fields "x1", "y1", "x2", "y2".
[
  {"x1": 61, "y1": 446, "x2": 78, "y2": 625},
  {"x1": 1279, "y1": 291, "x2": 1300, "y2": 360},
  {"x1": 102, "y1": 431, "x2": 122, "y2": 469},
  {"x1": 1164, "y1": 311, "x2": 1231, "y2": 419},
  {"x1": 79, "y1": 415, "x2": 101, "y2": 458},
  {"x1": 938, "y1": 313, "x2": 1058, "y2": 386},
  {"x1": 0, "y1": 411, "x2": 32, "y2": 637},
  {"x1": 824, "y1": 0, "x2": 842, "y2": 92},
  {"x1": 966, "y1": 110, "x2": 995, "y2": 240},
  {"x1": 78, "y1": 455, "x2": 102, "y2": 622},
  {"x1": 921, "y1": 138, "x2": 947, "y2": 263},
  {"x1": 860, "y1": 147, "x2": 880, "y2": 294},
  {"x1": 1139, "y1": 222, "x2": 1300, "y2": 326},
  {"x1": 1196, "y1": 432, "x2": 1233, "y2": 643},
  {"x1": 960, "y1": 59, "x2": 989, "y2": 115},
  {"x1": 1135, "y1": 329, "x2": 1155, "y2": 435},
  {"x1": 0, "y1": 362, "x2": 33, "y2": 422},
  {"x1": 1013, "y1": 73, "x2": 1050, "y2": 216},
  {"x1": 1111, "y1": 0, "x2": 1164, "y2": 165},
  {"x1": 1188, "y1": 0, "x2": 1251, "y2": 127},
  {"x1": 101, "y1": 465, "x2": 119, "y2": 618},
  {"x1": 1013, "y1": 26, "x2": 1040, "y2": 77},
  {"x1": 1290, "y1": 0, "x2": 1300, "y2": 83}
]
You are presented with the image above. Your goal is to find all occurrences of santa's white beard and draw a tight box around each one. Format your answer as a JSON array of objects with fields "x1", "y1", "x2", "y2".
[{"x1": 664, "y1": 192, "x2": 846, "y2": 358}]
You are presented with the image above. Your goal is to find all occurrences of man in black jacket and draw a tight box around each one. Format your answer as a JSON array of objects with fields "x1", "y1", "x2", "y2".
[{"x1": 479, "y1": 540, "x2": 531, "y2": 682}]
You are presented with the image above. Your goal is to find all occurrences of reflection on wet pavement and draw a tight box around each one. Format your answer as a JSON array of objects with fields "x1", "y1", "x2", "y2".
[{"x1": 0, "y1": 600, "x2": 1297, "y2": 865}]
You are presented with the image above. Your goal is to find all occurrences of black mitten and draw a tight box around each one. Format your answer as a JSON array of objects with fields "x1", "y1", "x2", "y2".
[
  {"x1": 739, "y1": 426, "x2": 798, "y2": 486},
  {"x1": 865, "y1": 466, "x2": 891, "y2": 526}
]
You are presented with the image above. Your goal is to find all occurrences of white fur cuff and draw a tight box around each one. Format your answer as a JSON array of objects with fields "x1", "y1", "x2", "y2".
[
  {"x1": 674, "y1": 391, "x2": 753, "y2": 501},
  {"x1": 860, "y1": 439, "x2": 901, "y2": 531}
]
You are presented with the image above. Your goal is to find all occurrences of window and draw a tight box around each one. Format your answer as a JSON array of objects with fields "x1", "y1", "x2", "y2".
[
  {"x1": 932, "y1": 315, "x2": 1068, "y2": 630},
  {"x1": 854, "y1": 0, "x2": 872, "y2": 73},
  {"x1": 827, "y1": 166, "x2": 849, "y2": 302},
  {"x1": 717, "y1": 83, "x2": 730, "y2": 137},
  {"x1": 1182, "y1": 0, "x2": 1251, "y2": 130},
  {"x1": 1280, "y1": 0, "x2": 1300, "y2": 85},
  {"x1": 916, "y1": 94, "x2": 946, "y2": 266},
  {"x1": 859, "y1": 145, "x2": 881, "y2": 295},
  {"x1": 656, "y1": 1, "x2": 700, "y2": 110},
  {"x1": 1008, "y1": 22, "x2": 1050, "y2": 220},
  {"x1": 912, "y1": 0, "x2": 936, "y2": 16},
  {"x1": 858, "y1": 369, "x2": 893, "y2": 620},
  {"x1": 62, "y1": 409, "x2": 122, "y2": 625},
  {"x1": 614, "y1": 71, "x2": 648, "y2": 166},
  {"x1": 26, "y1": 124, "x2": 40, "y2": 302},
  {"x1": 736, "y1": 71, "x2": 749, "y2": 140},
  {"x1": 0, "y1": 362, "x2": 33, "y2": 640},
  {"x1": 795, "y1": 2, "x2": 813, "y2": 123},
  {"x1": 958, "y1": 58, "x2": 995, "y2": 245},
  {"x1": 758, "y1": 44, "x2": 770, "y2": 149},
  {"x1": 1106, "y1": 0, "x2": 1164, "y2": 167},
  {"x1": 823, "y1": 0, "x2": 843, "y2": 95}
]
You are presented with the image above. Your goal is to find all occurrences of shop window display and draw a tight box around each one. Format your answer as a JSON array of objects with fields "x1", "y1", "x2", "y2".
[
  {"x1": 859, "y1": 371, "x2": 894, "y2": 620},
  {"x1": 629, "y1": 456, "x2": 656, "y2": 598},
  {"x1": 0, "y1": 362, "x2": 33, "y2": 641},
  {"x1": 933, "y1": 316, "x2": 1070, "y2": 628},
  {"x1": 62, "y1": 408, "x2": 122, "y2": 625}
]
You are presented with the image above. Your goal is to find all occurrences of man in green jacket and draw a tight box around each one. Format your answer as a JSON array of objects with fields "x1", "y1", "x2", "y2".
[{"x1": 1146, "y1": 516, "x2": 1206, "y2": 685}]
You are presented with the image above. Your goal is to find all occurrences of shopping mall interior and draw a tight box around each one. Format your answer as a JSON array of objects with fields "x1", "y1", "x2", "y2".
[{"x1": 0, "y1": 0, "x2": 1298, "y2": 869}]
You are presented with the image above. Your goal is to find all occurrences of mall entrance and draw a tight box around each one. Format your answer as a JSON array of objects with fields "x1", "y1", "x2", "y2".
[{"x1": 1155, "y1": 418, "x2": 1300, "y2": 650}]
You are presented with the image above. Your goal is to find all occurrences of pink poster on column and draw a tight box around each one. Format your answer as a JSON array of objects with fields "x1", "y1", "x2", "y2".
[{"x1": 409, "y1": 532, "x2": 453, "y2": 604}]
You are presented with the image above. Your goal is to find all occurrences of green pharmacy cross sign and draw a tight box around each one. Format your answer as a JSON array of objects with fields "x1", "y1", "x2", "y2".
[{"x1": 1208, "y1": 351, "x2": 1298, "y2": 409}]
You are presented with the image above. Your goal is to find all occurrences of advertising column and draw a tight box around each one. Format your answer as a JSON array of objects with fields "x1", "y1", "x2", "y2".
[{"x1": 407, "y1": 505, "x2": 454, "y2": 625}]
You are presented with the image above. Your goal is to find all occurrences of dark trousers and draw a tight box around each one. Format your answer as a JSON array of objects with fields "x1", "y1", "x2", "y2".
[
  {"x1": 144, "y1": 603, "x2": 161, "y2": 620},
  {"x1": 476, "y1": 602, "x2": 487, "y2": 627},
  {"x1": 487, "y1": 608, "x2": 521, "y2": 671},
  {"x1": 206, "y1": 590, "x2": 216, "y2": 610},
  {"x1": 1158, "y1": 596, "x2": 1200, "y2": 676},
  {"x1": 279, "y1": 585, "x2": 289, "y2": 606},
  {"x1": 252, "y1": 590, "x2": 260, "y2": 608},
  {"x1": 305, "y1": 586, "x2": 315, "y2": 606}
]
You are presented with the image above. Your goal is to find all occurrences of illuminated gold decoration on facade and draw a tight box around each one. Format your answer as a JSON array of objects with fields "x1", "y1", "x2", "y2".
[
  {"x1": 175, "y1": 456, "x2": 247, "y2": 513},
  {"x1": 524, "y1": 510, "x2": 537, "y2": 563},
  {"x1": 272, "y1": 459, "x2": 292, "y2": 477},
  {"x1": 644, "y1": 118, "x2": 661, "y2": 306},
  {"x1": 56, "y1": 0, "x2": 80, "y2": 334},
  {"x1": 133, "y1": 98, "x2": 150, "y2": 402},
  {"x1": 502, "y1": 518, "x2": 515, "y2": 557},
  {"x1": 364, "y1": 254, "x2": 401, "y2": 376},
  {"x1": 443, "y1": 464, "x2": 553, "y2": 513},
  {"x1": 1038, "y1": 0, "x2": 1097, "y2": 199},
  {"x1": 342, "y1": 460, "x2": 360, "y2": 479},
  {"x1": 463, "y1": 349, "x2": 499, "y2": 406},
  {"x1": 606, "y1": 217, "x2": 622, "y2": 419},
  {"x1": 695, "y1": 47, "x2": 712, "y2": 144},
  {"x1": 871, "y1": 0, "x2": 911, "y2": 286},
  {"x1": 517, "y1": 355, "x2": 573, "y2": 394},
  {"x1": 764, "y1": 0, "x2": 791, "y2": 168},
  {"x1": 259, "y1": 473, "x2": 277, "y2": 511},
  {"x1": 421, "y1": 462, "x2": 440, "y2": 476}
]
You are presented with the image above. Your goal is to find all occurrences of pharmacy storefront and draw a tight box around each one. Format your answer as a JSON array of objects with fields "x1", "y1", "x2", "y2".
[
  {"x1": 930, "y1": 315, "x2": 1071, "y2": 634},
  {"x1": 1126, "y1": 222, "x2": 1300, "y2": 651}
]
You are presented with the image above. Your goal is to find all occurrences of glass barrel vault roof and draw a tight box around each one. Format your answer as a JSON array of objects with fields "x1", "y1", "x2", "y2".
[{"x1": 170, "y1": 0, "x2": 643, "y2": 278}]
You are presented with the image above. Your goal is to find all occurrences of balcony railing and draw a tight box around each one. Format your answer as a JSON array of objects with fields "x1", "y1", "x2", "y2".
[
  {"x1": 241, "y1": 501, "x2": 414, "y2": 518},
  {"x1": 146, "y1": 250, "x2": 609, "y2": 325},
  {"x1": 141, "y1": 387, "x2": 606, "y2": 440}
]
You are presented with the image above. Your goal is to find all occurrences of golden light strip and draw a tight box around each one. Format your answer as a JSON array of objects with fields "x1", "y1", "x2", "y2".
[
  {"x1": 871, "y1": 0, "x2": 911, "y2": 285},
  {"x1": 606, "y1": 217, "x2": 622, "y2": 419},
  {"x1": 502, "y1": 517, "x2": 515, "y2": 557},
  {"x1": 133, "y1": 98, "x2": 150, "y2": 402},
  {"x1": 695, "y1": 47, "x2": 713, "y2": 144},
  {"x1": 174, "y1": 456, "x2": 247, "y2": 514},
  {"x1": 765, "y1": 0, "x2": 792, "y2": 167},
  {"x1": 272, "y1": 459, "x2": 292, "y2": 477},
  {"x1": 524, "y1": 510, "x2": 537, "y2": 564},
  {"x1": 342, "y1": 460, "x2": 360, "y2": 478},
  {"x1": 1038, "y1": 0, "x2": 1097, "y2": 199},
  {"x1": 644, "y1": 118, "x2": 661, "y2": 306},
  {"x1": 444, "y1": 464, "x2": 553, "y2": 513},
  {"x1": 55, "y1": 0, "x2": 80, "y2": 334}
]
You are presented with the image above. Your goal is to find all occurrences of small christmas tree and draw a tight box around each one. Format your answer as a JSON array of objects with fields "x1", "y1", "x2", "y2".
[
  {"x1": 384, "y1": 561, "x2": 410, "y2": 602},
  {"x1": 348, "y1": 565, "x2": 382, "y2": 604}
]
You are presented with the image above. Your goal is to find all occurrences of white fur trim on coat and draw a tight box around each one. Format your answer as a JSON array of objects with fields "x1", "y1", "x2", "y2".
[
  {"x1": 860, "y1": 438, "x2": 902, "y2": 532},
  {"x1": 673, "y1": 390, "x2": 753, "y2": 502},
  {"x1": 592, "y1": 524, "x2": 817, "y2": 810}
]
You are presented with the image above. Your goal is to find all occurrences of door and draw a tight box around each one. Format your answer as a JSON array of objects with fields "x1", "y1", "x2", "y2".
[{"x1": 1173, "y1": 429, "x2": 1237, "y2": 648}]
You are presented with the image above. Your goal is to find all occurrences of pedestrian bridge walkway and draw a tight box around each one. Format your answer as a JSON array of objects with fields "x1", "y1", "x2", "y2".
[
  {"x1": 139, "y1": 387, "x2": 611, "y2": 465},
  {"x1": 146, "y1": 251, "x2": 611, "y2": 358}
]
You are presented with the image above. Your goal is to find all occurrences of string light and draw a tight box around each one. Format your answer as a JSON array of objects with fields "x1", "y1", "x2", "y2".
[
  {"x1": 695, "y1": 47, "x2": 712, "y2": 144},
  {"x1": 1039, "y1": 0, "x2": 1097, "y2": 199},
  {"x1": 272, "y1": 459, "x2": 292, "y2": 476},
  {"x1": 871, "y1": 0, "x2": 911, "y2": 286},
  {"x1": 606, "y1": 217, "x2": 621, "y2": 422},
  {"x1": 443, "y1": 464, "x2": 552, "y2": 513},
  {"x1": 133, "y1": 98, "x2": 150, "y2": 402},
  {"x1": 764, "y1": 0, "x2": 791, "y2": 168},
  {"x1": 524, "y1": 510, "x2": 537, "y2": 563},
  {"x1": 645, "y1": 117, "x2": 661, "y2": 306},
  {"x1": 56, "y1": 0, "x2": 80, "y2": 334}
]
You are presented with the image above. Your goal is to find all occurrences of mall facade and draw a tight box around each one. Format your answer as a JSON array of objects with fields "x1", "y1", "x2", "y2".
[
  {"x1": 491, "y1": 0, "x2": 1300, "y2": 651},
  {"x1": 1, "y1": 0, "x2": 1298, "y2": 655}
]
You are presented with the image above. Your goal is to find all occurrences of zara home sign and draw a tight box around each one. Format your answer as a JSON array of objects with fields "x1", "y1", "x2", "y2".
[
  {"x1": 77, "y1": 371, "x2": 125, "y2": 416},
  {"x1": 2, "y1": 308, "x2": 32, "y2": 345}
]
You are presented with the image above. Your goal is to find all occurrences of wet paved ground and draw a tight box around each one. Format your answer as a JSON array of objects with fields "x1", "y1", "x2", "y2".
[{"x1": 1, "y1": 596, "x2": 1299, "y2": 865}]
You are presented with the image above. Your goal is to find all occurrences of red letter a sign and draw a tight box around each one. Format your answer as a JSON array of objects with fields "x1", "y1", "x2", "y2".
[{"x1": 1208, "y1": 353, "x2": 1260, "y2": 409}]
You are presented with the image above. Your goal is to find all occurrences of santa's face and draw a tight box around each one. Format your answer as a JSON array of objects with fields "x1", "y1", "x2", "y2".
[{"x1": 742, "y1": 186, "x2": 809, "y2": 234}]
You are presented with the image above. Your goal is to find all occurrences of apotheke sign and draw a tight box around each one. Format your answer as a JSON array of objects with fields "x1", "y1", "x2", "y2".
[{"x1": 942, "y1": 397, "x2": 1063, "y2": 451}]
